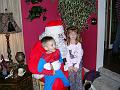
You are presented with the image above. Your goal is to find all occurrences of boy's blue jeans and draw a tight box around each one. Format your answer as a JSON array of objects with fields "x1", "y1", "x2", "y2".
[{"x1": 112, "y1": 22, "x2": 120, "y2": 53}]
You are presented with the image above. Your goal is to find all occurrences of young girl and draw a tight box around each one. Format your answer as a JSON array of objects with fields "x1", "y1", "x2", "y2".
[{"x1": 66, "y1": 26, "x2": 83, "y2": 90}]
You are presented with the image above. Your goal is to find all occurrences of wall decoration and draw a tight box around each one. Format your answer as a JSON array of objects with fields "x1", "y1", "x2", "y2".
[
  {"x1": 42, "y1": 15, "x2": 47, "y2": 21},
  {"x1": 27, "y1": 6, "x2": 47, "y2": 21},
  {"x1": 91, "y1": 18, "x2": 97, "y2": 25},
  {"x1": 31, "y1": 0, "x2": 42, "y2": 4},
  {"x1": 25, "y1": 0, "x2": 47, "y2": 21},
  {"x1": 25, "y1": 0, "x2": 30, "y2": 4},
  {"x1": 25, "y1": 0, "x2": 43, "y2": 4},
  {"x1": 50, "y1": 0, "x2": 54, "y2": 3},
  {"x1": 58, "y1": 0, "x2": 96, "y2": 31}
]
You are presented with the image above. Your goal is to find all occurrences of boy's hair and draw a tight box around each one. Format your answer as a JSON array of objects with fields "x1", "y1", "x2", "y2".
[{"x1": 41, "y1": 36, "x2": 55, "y2": 46}]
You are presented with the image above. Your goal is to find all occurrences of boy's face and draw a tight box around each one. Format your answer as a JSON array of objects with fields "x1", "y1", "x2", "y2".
[{"x1": 44, "y1": 40, "x2": 56, "y2": 53}]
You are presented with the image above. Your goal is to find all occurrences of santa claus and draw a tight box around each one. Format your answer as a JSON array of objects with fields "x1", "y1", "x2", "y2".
[
  {"x1": 28, "y1": 20, "x2": 69, "y2": 90},
  {"x1": 39, "y1": 20, "x2": 67, "y2": 59}
]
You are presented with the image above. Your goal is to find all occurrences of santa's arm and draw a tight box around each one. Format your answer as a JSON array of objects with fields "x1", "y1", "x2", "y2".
[
  {"x1": 38, "y1": 58, "x2": 54, "y2": 75},
  {"x1": 28, "y1": 40, "x2": 46, "y2": 74}
]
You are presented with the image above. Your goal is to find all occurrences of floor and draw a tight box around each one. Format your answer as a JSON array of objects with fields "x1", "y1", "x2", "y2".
[
  {"x1": 103, "y1": 49, "x2": 120, "y2": 74},
  {"x1": 92, "y1": 67, "x2": 120, "y2": 90}
]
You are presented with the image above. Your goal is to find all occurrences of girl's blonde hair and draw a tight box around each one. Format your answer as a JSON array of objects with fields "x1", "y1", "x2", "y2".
[{"x1": 66, "y1": 26, "x2": 82, "y2": 45}]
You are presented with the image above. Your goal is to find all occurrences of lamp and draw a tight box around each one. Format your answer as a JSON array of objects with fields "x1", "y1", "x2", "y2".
[{"x1": 0, "y1": 13, "x2": 21, "y2": 65}]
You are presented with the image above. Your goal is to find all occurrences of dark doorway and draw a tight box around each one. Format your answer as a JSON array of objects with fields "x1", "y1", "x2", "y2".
[{"x1": 104, "y1": 0, "x2": 120, "y2": 74}]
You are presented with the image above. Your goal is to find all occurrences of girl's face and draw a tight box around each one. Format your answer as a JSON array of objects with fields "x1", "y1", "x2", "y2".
[{"x1": 69, "y1": 30, "x2": 77, "y2": 40}]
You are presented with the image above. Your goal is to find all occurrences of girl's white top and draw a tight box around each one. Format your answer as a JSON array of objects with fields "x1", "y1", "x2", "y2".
[{"x1": 66, "y1": 42, "x2": 83, "y2": 69}]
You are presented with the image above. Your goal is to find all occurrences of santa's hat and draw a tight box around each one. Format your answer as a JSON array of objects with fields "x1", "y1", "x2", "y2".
[{"x1": 45, "y1": 20, "x2": 64, "y2": 34}]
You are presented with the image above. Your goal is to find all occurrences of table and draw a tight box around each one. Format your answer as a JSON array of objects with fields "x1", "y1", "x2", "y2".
[{"x1": 0, "y1": 68, "x2": 33, "y2": 90}]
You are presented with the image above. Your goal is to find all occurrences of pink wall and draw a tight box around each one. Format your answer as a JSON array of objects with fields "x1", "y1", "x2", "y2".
[
  {"x1": 21, "y1": 0, "x2": 60, "y2": 63},
  {"x1": 81, "y1": 13, "x2": 97, "y2": 70}
]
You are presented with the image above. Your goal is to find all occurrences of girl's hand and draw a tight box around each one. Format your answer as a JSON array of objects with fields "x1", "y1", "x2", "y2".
[
  {"x1": 73, "y1": 67, "x2": 78, "y2": 72},
  {"x1": 68, "y1": 66, "x2": 74, "y2": 71}
]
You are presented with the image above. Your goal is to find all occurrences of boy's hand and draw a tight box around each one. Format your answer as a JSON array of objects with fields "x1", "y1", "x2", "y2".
[{"x1": 51, "y1": 65, "x2": 54, "y2": 70}]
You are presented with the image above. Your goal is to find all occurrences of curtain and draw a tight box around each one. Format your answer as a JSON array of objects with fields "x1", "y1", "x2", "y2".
[{"x1": 0, "y1": 0, "x2": 24, "y2": 63}]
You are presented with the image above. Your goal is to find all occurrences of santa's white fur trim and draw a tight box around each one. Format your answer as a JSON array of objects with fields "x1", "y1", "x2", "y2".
[{"x1": 45, "y1": 25, "x2": 64, "y2": 34}]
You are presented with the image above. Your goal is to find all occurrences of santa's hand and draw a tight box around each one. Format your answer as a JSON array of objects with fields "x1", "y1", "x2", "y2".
[{"x1": 64, "y1": 64, "x2": 68, "y2": 71}]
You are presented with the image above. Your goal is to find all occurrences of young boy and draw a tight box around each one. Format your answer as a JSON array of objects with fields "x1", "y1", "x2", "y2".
[{"x1": 37, "y1": 36, "x2": 69, "y2": 90}]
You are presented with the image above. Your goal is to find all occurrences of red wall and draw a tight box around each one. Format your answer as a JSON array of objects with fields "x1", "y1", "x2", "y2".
[
  {"x1": 21, "y1": 0, "x2": 60, "y2": 63},
  {"x1": 81, "y1": 13, "x2": 97, "y2": 70}
]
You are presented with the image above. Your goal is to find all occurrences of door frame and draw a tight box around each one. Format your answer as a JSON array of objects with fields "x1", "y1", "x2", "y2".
[{"x1": 105, "y1": 0, "x2": 117, "y2": 49}]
